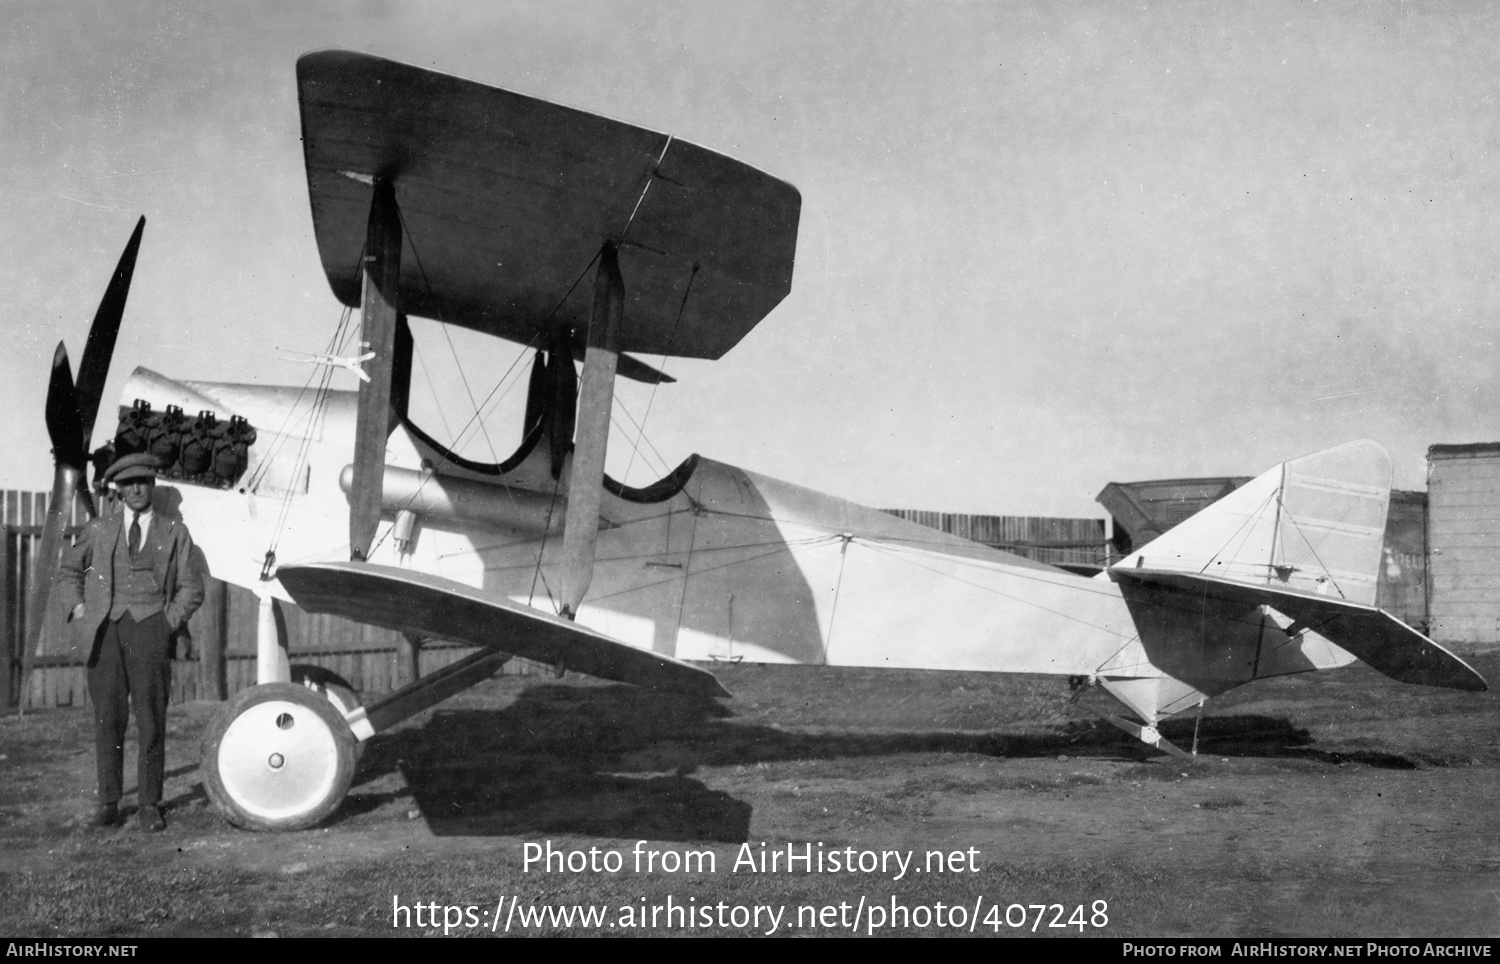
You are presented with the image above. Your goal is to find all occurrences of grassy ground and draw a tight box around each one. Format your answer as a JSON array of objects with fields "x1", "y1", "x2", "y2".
[{"x1": 2, "y1": 655, "x2": 1498, "y2": 937}]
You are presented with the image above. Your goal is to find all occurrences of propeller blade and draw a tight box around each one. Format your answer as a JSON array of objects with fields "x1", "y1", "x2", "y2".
[
  {"x1": 20, "y1": 220, "x2": 141, "y2": 710},
  {"x1": 21, "y1": 461, "x2": 85, "y2": 714},
  {"x1": 43, "y1": 343, "x2": 86, "y2": 471},
  {"x1": 74, "y1": 215, "x2": 145, "y2": 447}
]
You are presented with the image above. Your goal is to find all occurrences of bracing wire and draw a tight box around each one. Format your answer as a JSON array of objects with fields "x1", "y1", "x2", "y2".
[
  {"x1": 620, "y1": 263, "x2": 697, "y2": 486},
  {"x1": 1192, "y1": 486, "x2": 1279, "y2": 576},
  {"x1": 1276, "y1": 493, "x2": 1366, "y2": 600},
  {"x1": 394, "y1": 206, "x2": 512, "y2": 464},
  {"x1": 363, "y1": 207, "x2": 599, "y2": 577},
  {"x1": 610, "y1": 404, "x2": 671, "y2": 479},
  {"x1": 410, "y1": 338, "x2": 458, "y2": 444},
  {"x1": 256, "y1": 244, "x2": 369, "y2": 567}
]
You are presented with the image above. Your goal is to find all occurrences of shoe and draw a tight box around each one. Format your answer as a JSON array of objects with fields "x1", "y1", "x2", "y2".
[
  {"x1": 136, "y1": 805, "x2": 166, "y2": 832},
  {"x1": 90, "y1": 804, "x2": 120, "y2": 828}
]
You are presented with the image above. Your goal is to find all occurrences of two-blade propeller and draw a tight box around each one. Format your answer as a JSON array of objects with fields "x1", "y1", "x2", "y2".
[{"x1": 21, "y1": 217, "x2": 145, "y2": 708}]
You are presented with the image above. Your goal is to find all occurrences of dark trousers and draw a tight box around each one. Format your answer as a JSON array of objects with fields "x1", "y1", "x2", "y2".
[{"x1": 87, "y1": 612, "x2": 172, "y2": 807}]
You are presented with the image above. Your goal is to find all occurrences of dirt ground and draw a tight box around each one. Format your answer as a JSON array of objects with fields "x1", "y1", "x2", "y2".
[{"x1": 2, "y1": 654, "x2": 1498, "y2": 938}]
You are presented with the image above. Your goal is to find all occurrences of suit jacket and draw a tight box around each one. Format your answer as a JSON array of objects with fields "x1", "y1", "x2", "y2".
[{"x1": 56, "y1": 506, "x2": 205, "y2": 665}]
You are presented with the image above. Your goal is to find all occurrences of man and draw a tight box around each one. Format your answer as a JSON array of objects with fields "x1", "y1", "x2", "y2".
[{"x1": 57, "y1": 453, "x2": 204, "y2": 831}]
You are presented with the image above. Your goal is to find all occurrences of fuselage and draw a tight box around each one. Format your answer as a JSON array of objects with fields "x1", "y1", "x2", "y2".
[{"x1": 113, "y1": 367, "x2": 1351, "y2": 723}]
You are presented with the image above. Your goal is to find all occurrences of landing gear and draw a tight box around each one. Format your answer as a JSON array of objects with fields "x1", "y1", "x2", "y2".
[
  {"x1": 201, "y1": 649, "x2": 510, "y2": 832},
  {"x1": 201, "y1": 683, "x2": 357, "y2": 831},
  {"x1": 291, "y1": 664, "x2": 361, "y2": 719}
]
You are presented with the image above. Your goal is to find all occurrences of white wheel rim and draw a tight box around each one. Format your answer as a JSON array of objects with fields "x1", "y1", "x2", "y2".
[{"x1": 217, "y1": 699, "x2": 342, "y2": 821}]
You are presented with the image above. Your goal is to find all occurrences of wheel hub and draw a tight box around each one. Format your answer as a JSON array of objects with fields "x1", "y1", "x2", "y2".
[{"x1": 217, "y1": 699, "x2": 340, "y2": 821}]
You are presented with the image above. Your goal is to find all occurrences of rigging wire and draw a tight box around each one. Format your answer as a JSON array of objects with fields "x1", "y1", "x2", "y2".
[
  {"x1": 410, "y1": 337, "x2": 458, "y2": 445},
  {"x1": 526, "y1": 471, "x2": 564, "y2": 612},
  {"x1": 620, "y1": 263, "x2": 697, "y2": 486},
  {"x1": 1275, "y1": 489, "x2": 1367, "y2": 600},
  {"x1": 361, "y1": 207, "x2": 544, "y2": 558},
  {"x1": 254, "y1": 245, "x2": 368, "y2": 569},
  {"x1": 399, "y1": 242, "x2": 603, "y2": 475},
  {"x1": 1192, "y1": 485, "x2": 1279, "y2": 576},
  {"x1": 609, "y1": 406, "x2": 671, "y2": 479},
  {"x1": 356, "y1": 133, "x2": 677, "y2": 568},
  {"x1": 364, "y1": 210, "x2": 600, "y2": 580},
  {"x1": 394, "y1": 205, "x2": 514, "y2": 464},
  {"x1": 510, "y1": 136, "x2": 678, "y2": 592}
]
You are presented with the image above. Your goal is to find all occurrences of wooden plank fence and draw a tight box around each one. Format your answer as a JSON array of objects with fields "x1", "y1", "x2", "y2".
[
  {"x1": 1, "y1": 488, "x2": 541, "y2": 712},
  {"x1": 880, "y1": 509, "x2": 1109, "y2": 568},
  {"x1": 20, "y1": 642, "x2": 494, "y2": 711}
]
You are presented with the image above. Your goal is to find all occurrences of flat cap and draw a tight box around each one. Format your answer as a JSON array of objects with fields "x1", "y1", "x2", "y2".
[{"x1": 103, "y1": 453, "x2": 161, "y2": 484}]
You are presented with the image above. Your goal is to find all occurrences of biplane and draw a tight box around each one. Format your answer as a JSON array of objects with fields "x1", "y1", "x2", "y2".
[{"x1": 33, "y1": 51, "x2": 1485, "y2": 831}]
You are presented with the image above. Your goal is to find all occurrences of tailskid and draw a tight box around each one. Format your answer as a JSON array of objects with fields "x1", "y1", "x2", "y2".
[
  {"x1": 1071, "y1": 676, "x2": 1196, "y2": 759},
  {"x1": 1093, "y1": 711, "x2": 1193, "y2": 760}
]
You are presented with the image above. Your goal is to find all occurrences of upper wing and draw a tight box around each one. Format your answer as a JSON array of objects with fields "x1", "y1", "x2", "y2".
[
  {"x1": 296, "y1": 50, "x2": 801, "y2": 361},
  {"x1": 1114, "y1": 567, "x2": 1487, "y2": 692},
  {"x1": 277, "y1": 561, "x2": 729, "y2": 698}
]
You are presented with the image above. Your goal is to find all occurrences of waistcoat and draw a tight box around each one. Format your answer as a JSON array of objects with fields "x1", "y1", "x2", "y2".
[{"x1": 108, "y1": 515, "x2": 165, "y2": 621}]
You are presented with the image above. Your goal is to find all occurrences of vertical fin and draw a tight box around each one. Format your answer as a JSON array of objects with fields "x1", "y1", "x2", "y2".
[{"x1": 1114, "y1": 440, "x2": 1391, "y2": 605}]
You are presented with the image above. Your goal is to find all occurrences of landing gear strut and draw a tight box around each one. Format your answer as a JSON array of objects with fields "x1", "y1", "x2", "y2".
[{"x1": 201, "y1": 650, "x2": 510, "y2": 830}]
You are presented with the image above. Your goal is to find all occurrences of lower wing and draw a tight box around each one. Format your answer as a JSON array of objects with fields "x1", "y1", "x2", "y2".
[{"x1": 277, "y1": 561, "x2": 729, "y2": 698}]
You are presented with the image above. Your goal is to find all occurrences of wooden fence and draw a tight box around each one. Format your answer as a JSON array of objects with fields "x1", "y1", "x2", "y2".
[
  {"x1": 1, "y1": 488, "x2": 538, "y2": 712},
  {"x1": 881, "y1": 509, "x2": 1109, "y2": 569}
]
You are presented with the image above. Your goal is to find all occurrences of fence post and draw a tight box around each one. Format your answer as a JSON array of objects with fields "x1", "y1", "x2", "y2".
[
  {"x1": 1, "y1": 529, "x2": 11, "y2": 713},
  {"x1": 195, "y1": 576, "x2": 228, "y2": 701},
  {"x1": 398, "y1": 632, "x2": 423, "y2": 687}
]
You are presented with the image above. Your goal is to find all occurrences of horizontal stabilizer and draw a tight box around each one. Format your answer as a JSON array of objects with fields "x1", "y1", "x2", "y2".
[
  {"x1": 277, "y1": 562, "x2": 728, "y2": 698},
  {"x1": 1114, "y1": 568, "x2": 1487, "y2": 692},
  {"x1": 297, "y1": 51, "x2": 800, "y2": 361}
]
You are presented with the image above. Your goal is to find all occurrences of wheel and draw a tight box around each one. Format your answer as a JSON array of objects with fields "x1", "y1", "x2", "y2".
[
  {"x1": 201, "y1": 682, "x2": 357, "y2": 831},
  {"x1": 290, "y1": 664, "x2": 361, "y2": 718}
]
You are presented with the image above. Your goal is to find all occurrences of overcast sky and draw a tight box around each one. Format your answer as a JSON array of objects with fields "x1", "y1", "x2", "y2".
[{"x1": 4, "y1": 0, "x2": 1498, "y2": 518}]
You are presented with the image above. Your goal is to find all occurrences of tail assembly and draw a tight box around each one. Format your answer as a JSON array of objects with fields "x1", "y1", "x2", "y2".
[
  {"x1": 1091, "y1": 440, "x2": 1485, "y2": 751},
  {"x1": 1118, "y1": 438, "x2": 1392, "y2": 604}
]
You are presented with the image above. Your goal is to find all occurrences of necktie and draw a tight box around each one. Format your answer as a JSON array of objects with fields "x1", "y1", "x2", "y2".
[{"x1": 129, "y1": 513, "x2": 141, "y2": 560}]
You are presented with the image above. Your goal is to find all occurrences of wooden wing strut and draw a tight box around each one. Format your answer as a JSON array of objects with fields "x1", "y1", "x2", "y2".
[{"x1": 349, "y1": 178, "x2": 402, "y2": 560}]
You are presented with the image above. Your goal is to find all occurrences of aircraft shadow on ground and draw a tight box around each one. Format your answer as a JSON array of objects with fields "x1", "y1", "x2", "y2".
[{"x1": 334, "y1": 682, "x2": 1414, "y2": 840}]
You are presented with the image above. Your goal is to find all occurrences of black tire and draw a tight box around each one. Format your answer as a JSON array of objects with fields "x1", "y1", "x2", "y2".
[
  {"x1": 290, "y1": 665, "x2": 365, "y2": 761},
  {"x1": 290, "y1": 664, "x2": 362, "y2": 718},
  {"x1": 201, "y1": 682, "x2": 356, "y2": 832}
]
